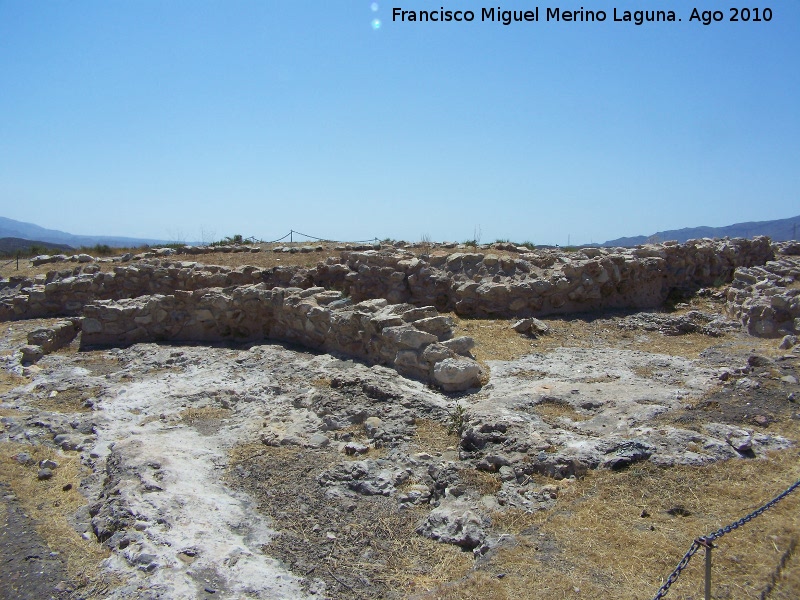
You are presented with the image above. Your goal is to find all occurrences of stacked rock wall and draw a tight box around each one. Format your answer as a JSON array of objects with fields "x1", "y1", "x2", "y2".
[
  {"x1": 80, "y1": 286, "x2": 483, "y2": 391},
  {"x1": 726, "y1": 251, "x2": 800, "y2": 337},
  {"x1": 0, "y1": 237, "x2": 774, "y2": 323},
  {"x1": 0, "y1": 262, "x2": 280, "y2": 321},
  {"x1": 343, "y1": 237, "x2": 773, "y2": 316}
]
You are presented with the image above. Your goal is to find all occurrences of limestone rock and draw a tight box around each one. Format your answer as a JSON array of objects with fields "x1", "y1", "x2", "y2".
[
  {"x1": 20, "y1": 344, "x2": 44, "y2": 364},
  {"x1": 442, "y1": 336, "x2": 475, "y2": 356},
  {"x1": 416, "y1": 498, "x2": 488, "y2": 551},
  {"x1": 433, "y1": 358, "x2": 482, "y2": 392},
  {"x1": 512, "y1": 317, "x2": 550, "y2": 335}
]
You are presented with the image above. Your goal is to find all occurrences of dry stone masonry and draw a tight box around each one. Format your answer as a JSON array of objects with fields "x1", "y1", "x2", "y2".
[
  {"x1": 726, "y1": 242, "x2": 800, "y2": 338},
  {"x1": 0, "y1": 236, "x2": 783, "y2": 387},
  {"x1": 1, "y1": 237, "x2": 774, "y2": 323},
  {"x1": 2, "y1": 236, "x2": 799, "y2": 594},
  {"x1": 0, "y1": 238, "x2": 798, "y2": 384},
  {"x1": 80, "y1": 286, "x2": 483, "y2": 391}
]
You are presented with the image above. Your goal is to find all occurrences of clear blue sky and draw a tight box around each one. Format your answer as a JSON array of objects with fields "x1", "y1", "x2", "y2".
[{"x1": 1, "y1": 1, "x2": 798, "y2": 245}]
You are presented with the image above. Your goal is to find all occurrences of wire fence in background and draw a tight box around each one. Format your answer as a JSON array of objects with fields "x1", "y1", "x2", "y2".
[
  {"x1": 262, "y1": 230, "x2": 379, "y2": 245},
  {"x1": 651, "y1": 478, "x2": 800, "y2": 600}
]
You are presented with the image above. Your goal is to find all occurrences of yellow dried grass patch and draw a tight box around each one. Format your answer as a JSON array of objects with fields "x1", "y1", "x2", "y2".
[
  {"x1": 27, "y1": 386, "x2": 101, "y2": 413},
  {"x1": 0, "y1": 371, "x2": 28, "y2": 398},
  {"x1": 412, "y1": 419, "x2": 459, "y2": 455},
  {"x1": 453, "y1": 311, "x2": 790, "y2": 366},
  {"x1": 458, "y1": 468, "x2": 502, "y2": 496},
  {"x1": 420, "y1": 449, "x2": 800, "y2": 599},
  {"x1": 226, "y1": 442, "x2": 474, "y2": 597},
  {"x1": 179, "y1": 406, "x2": 232, "y2": 423},
  {"x1": 451, "y1": 316, "x2": 534, "y2": 366},
  {"x1": 534, "y1": 398, "x2": 591, "y2": 422},
  {"x1": 0, "y1": 441, "x2": 115, "y2": 592}
]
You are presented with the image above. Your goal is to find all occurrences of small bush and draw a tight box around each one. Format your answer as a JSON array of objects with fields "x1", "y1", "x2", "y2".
[
  {"x1": 210, "y1": 234, "x2": 245, "y2": 247},
  {"x1": 447, "y1": 402, "x2": 468, "y2": 437}
]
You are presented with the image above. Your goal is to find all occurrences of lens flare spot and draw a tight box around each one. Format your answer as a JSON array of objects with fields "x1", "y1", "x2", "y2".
[
  {"x1": 371, "y1": 18, "x2": 381, "y2": 29},
  {"x1": 371, "y1": 2, "x2": 379, "y2": 11}
]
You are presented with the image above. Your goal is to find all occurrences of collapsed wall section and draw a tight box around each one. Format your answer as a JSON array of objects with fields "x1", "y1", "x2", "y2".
[
  {"x1": 80, "y1": 285, "x2": 483, "y2": 392},
  {"x1": 726, "y1": 250, "x2": 800, "y2": 338}
]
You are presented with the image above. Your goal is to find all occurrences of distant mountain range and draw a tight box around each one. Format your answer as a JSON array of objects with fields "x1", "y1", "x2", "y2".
[
  {"x1": 3, "y1": 214, "x2": 799, "y2": 252},
  {"x1": 602, "y1": 215, "x2": 800, "y2": 247},
  {"x1": 0, "y1": 216, "x2": 171, "y2": 249}
]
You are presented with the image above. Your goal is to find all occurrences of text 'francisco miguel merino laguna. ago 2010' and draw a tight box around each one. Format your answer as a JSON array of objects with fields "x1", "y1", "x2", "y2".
[{"x1": 391, "y1": 7, "x2": 775, "y2": 26}]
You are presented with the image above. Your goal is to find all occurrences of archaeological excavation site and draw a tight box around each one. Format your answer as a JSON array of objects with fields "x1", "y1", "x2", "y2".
[{"x1": 1, "y1": 236, "x2": 799, "y2": 599}]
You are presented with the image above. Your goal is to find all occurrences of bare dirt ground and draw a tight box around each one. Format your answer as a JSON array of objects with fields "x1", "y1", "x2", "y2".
[{"x1": 1, "y1": 272, "x2": 799, "y2": 599}]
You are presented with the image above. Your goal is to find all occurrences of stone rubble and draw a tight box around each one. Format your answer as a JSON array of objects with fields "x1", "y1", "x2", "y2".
[
  {"x1": 20, "y1": 320, "x2": 80, "y2": 364},
  {"x1": 725, "y1": 246, "x2": 800, "y2": 338},
  {"x1": 616, "y1": 310, "x2": 740, "y2": 337}
]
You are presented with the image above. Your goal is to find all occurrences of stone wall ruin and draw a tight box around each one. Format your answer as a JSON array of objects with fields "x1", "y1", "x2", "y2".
[
  {"x1": 3, "y1": 235, "x2": 796, "y2": 390},
  {"x1": 1, "y1": 236, "x2": 775, "y2": 322},
  {"x1": 79, "y1": 286, "x2": 483, "y2": 391}
]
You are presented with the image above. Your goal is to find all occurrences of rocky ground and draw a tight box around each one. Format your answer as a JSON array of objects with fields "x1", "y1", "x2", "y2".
[{"x1": 1, "y1": 274, "x2": 799, "y2": 598}]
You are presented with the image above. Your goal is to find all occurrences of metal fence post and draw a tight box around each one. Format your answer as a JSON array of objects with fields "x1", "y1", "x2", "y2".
[
  {"x1": 699, "y1": 538, "x2": 713, "y2": 600},
  {"x1": 651, "y1": 479, "x2": 800, "y2": 600}
]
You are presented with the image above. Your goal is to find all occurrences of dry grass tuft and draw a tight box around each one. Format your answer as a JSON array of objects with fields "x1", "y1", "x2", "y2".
[
  {"x1": 488, "y1": 506, "x2": 548, "y2": 536},
  {"x1": 179, "y1": 406, "x2": 232, "y2": 423},
  {"x1": 419, "y1": 449, "x2": 800, "y2": 599},
  {"x1": 459, "y1": 468, "x2": 502, "y2": 496},
  {"x1": 412, "y1": 418, "x2": 459, "y2": 455},
  {"x1": 384, "y1": 521, "x2": 475, "y2": 594},
  {"x1": 0, "y1": 441, "x2": 115, "y2": 593},
  {"x1": 534, "y1": 398, "x2": 591, "y2": 422},
  {"x1": 451, "y1": 316, "x2": 534, "y2": 366},
  {"x1": 27, "y1": 385, "x2": 102, "y2": 413}
]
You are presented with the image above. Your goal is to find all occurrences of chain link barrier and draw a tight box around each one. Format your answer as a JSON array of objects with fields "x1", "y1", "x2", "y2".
[{"x1": 651, "y1": 478, "x2": 800, "y2": 600}]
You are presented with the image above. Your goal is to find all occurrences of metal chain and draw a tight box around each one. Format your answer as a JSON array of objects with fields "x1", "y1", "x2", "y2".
[
  {"x1": 652, "y1": 541, "x2": 702, "y2": 600},
  {"x1": 703, "y1": 478, "x2": 800, "y2": 543},
  {"x1": 651, "y1": 478, "x2": 800, "y2": 600}
]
